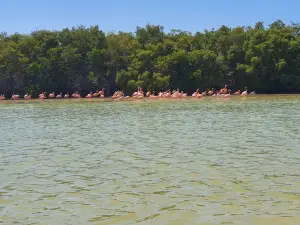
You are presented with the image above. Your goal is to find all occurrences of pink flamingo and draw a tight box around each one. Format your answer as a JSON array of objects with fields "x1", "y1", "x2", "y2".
[
  {"x1": 234, "y1": 90, "x2": 241, "y2": 95},
  {"x1": 72, "y1": 91, "x2": 81, "y2": 98},
  {"x1": 49, "y1": 92, "x2": 55, "y2": 98},
  {"x1": 223, "y1": 90, "x2": 231, "y2": 98},
  {"x1": 39, "y1": 92, "x2": 46, "y2": 99},
  {"x1": 56, "y1": 92, "x2": 62, "y2": 99},
  {"x1": 93, "y1": 90, "x2": 100, "y2": 97},
  {"x1": 99, "y1": 88, "x2": 105, "y2": 98},
  {"x1": 241, "y1": 88, "x2": 248, "y2": 96},
  {"x1": 192, "y1": 89, "x2": 200, "y2": 98},
  {"x1": 11, "y1": 94, "x2": 20, "y2": 100},
  {"x1": 24, "y1": 93, "x2": 31, "y2": 100},
  {"x1": 86, "y1": 92, "x2": 93, "y2": 98}
]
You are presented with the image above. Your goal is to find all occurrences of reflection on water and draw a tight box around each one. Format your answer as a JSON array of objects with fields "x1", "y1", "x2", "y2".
[{"x1": 1, "y1": 96, "x2": 300, "y2": 225}]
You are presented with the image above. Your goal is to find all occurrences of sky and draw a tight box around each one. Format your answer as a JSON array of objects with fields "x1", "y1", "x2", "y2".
[{"x1": 1, "y1": 0, "x2": 299, "y2": 35}]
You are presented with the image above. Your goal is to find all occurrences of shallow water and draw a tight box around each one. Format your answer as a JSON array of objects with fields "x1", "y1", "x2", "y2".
[{"x1": 1, "y1": 96, "x2": 300, "y2": 225}]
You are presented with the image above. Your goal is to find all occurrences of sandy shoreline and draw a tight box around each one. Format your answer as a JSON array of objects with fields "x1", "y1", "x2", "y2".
[{"x1": 1, "y1": 94, "x2": 300, "y2": 104}]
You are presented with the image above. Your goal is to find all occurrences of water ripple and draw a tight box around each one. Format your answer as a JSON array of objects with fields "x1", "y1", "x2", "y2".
[{"x1": 0, "y1": 96, "x2": 300, "y2": 224}]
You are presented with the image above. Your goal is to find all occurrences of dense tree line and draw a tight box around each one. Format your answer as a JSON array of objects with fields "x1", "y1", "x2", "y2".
[{"x1": 1, "y1": 20, "x2": 300, "y2": 97}]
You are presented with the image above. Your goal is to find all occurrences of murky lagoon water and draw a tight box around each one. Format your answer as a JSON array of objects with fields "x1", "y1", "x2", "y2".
[{"x1": 1, "y1": 96, "x2": 300, "y2": 225}]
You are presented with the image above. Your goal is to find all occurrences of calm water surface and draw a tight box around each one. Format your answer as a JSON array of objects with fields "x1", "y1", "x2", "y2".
[{"x1": 1, "y1": 96, "x2": 300, "y2": 225}]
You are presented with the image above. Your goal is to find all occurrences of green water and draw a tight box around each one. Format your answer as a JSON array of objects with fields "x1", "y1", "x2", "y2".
[{"x1": 1, "y1": 96, "x2": 300, "y2": 225}]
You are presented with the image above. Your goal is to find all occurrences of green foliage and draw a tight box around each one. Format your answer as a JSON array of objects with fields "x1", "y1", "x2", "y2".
[{"x1": 1, "y1": 21, "x2": 300, "y2": 96}]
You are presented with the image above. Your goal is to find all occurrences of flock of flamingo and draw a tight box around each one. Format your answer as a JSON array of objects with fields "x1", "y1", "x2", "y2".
[{"x1": 0, "y1": 86, "x2": 255, "y2": 101}]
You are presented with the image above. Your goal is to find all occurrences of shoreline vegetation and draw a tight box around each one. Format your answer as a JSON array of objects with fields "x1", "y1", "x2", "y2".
[{"x1": 1, "y1": 20, "x2": 300, "y2": 97}]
